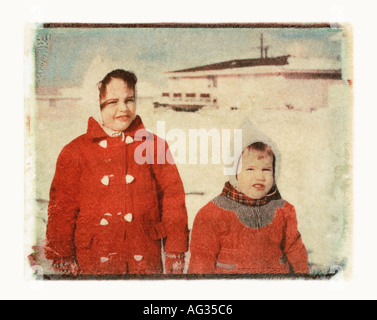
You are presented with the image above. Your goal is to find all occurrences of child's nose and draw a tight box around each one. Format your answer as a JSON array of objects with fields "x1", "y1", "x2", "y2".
[
  {"x1": 255, "y1": 171, "x2": 266, "y2": 181},
  {"x1": 118, "y1": 101, "x2": 129, "y2": 112}
]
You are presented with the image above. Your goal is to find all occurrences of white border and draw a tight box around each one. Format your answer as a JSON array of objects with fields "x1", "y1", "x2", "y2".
[{"x1": 1, "y1": 0, "x2": 377, "y2": 300}]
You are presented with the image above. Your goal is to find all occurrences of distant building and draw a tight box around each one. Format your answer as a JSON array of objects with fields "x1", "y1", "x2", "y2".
[{"x1": 154, "y1": 36, "x2": 343, "y2": 112}]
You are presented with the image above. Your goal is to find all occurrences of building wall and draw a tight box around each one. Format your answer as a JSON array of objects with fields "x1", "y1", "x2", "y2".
[
  {"x1": 165, "y1": 73, "x2": 340, "y2": 112},
  {"x1": 36, "y1": 98, "x2": 83, "y2": 120},
  {"x1": 218, "y1": 75, "x2": 336, "y2": 111},
  {"x1": 166, "y1": 77, "x2": 216, "y2": 107}
]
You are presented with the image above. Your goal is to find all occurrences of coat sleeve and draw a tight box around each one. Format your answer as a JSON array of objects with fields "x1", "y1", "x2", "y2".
[
  {"x1": 45, "y1": 142, "x2": 82, "y2": 263},
  {"x1": 151, "y1": 138, "x2": 189, "y2": 254},
  {"x1": 283, "y1": 204, "x2": 310, "y2": 274},
  {"x1": 188, "y1": 207, "x2": 221, "y2": 274}
]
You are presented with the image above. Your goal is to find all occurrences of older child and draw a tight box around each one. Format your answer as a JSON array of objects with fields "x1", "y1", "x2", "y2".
[
  {"x1": 45, "y1": 69, "x2": 189, "y2": 275},
  {"x1": 189, "y1": 124, "x2": 309, "y2": 274}
]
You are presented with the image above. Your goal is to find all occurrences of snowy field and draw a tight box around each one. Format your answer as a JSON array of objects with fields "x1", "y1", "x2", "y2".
[{"x1": 26, "y1": 81, "x2": 352, "y2": 274}]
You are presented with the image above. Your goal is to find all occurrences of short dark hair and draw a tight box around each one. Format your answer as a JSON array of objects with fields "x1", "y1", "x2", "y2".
[{"x1": 98, "y1": 69, "x2": 137, "y2": 100}]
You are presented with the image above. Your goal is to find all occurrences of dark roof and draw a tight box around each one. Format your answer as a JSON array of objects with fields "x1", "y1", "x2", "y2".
[{"x1": 171, "y1": 55, "x2": 290, "y2": 73}]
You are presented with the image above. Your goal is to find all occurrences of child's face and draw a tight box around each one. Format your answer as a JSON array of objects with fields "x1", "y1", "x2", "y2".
[
  {"x1": 237, "y1": 149, "x2": 274, "y2": 199},
  {"x1": 100, "y1": 78, "x2": 136, "y2": 132}
]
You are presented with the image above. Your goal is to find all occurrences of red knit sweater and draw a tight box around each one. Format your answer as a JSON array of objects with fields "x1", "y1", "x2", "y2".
[{"x1": 189, "y1": 196, "x2": 309, "y2": 274}]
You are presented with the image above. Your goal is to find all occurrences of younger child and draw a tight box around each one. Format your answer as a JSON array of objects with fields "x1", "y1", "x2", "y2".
[{"x1": 189, "y1": 126, "x2": 309, "y2": 274}]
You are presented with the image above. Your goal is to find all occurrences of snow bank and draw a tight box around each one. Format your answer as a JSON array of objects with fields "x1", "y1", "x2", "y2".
[{"x1": 29, "y1": 81, "x2": 352, "y2": 272}]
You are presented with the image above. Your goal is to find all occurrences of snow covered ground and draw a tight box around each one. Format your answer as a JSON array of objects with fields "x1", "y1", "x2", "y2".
[{"x1": 26, "y1": 80, "x2": 352, "y2": 274}]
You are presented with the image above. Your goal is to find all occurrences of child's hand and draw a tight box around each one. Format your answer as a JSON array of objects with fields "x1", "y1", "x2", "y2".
[
  {"x1": 165, "y1": 253, "x2": 185, "y2": 274},
  {"x1": 52, "y1": 259, "x2": 79, "y2": 275}
]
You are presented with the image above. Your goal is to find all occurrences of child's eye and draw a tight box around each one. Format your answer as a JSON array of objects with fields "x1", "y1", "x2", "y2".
[
  {"x1": 100, "y1": 99, "x2": 118, "y2": 109},
  {"x1": 263, "y1": 169, "x2": 272, "y2": 172}
]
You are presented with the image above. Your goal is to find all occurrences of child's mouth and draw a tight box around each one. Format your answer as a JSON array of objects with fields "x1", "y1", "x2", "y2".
[
  {"x1": 116, "y1": 115, "x2": 131, "y2": 121},
  {"x1": 253, "y1": 184, "x2": 265, "y2": 190}
]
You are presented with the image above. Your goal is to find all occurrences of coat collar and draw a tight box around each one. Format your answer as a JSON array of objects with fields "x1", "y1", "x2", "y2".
[
  {"x1": 221, "y1": 181, "x2": 282, "y2": 207},
  {"x1": 86, "y1": 115, "x2": 152, "y2": 140}
]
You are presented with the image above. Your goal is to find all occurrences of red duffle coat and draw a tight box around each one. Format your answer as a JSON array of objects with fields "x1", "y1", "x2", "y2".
[
  {"x1": 45, "y1": 116, "x2": 189, "y2": 275},
  {"x1": 188, "y1": 199, "x2": 309, "y2": 275}
]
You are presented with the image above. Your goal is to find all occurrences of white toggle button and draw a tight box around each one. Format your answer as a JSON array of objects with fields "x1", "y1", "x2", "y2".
[
  {"x1": 99, "y1": 140, "x2": 107, "y2": 148},
  {"x1": 124, "y1": 213, "x2": 133, "y2": 223},
  {"x1": 101, "y1": 176, "x2": 110, "y2": 186},
  {"x1": 100, "y1": 257, "x2": 109, "y2": 263},
  {"x1": 100, "y1": 218, "x2": 109, "y2": 226},
  {"x1": 125, "y1": 175, "x2": 135, "y2": 184},
  {"x1": 134, "y1": 255, "x2": 143, "y2": 262},
  {"x1": 126, "y1": 136, "x2": 134, "y2": 144}
]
